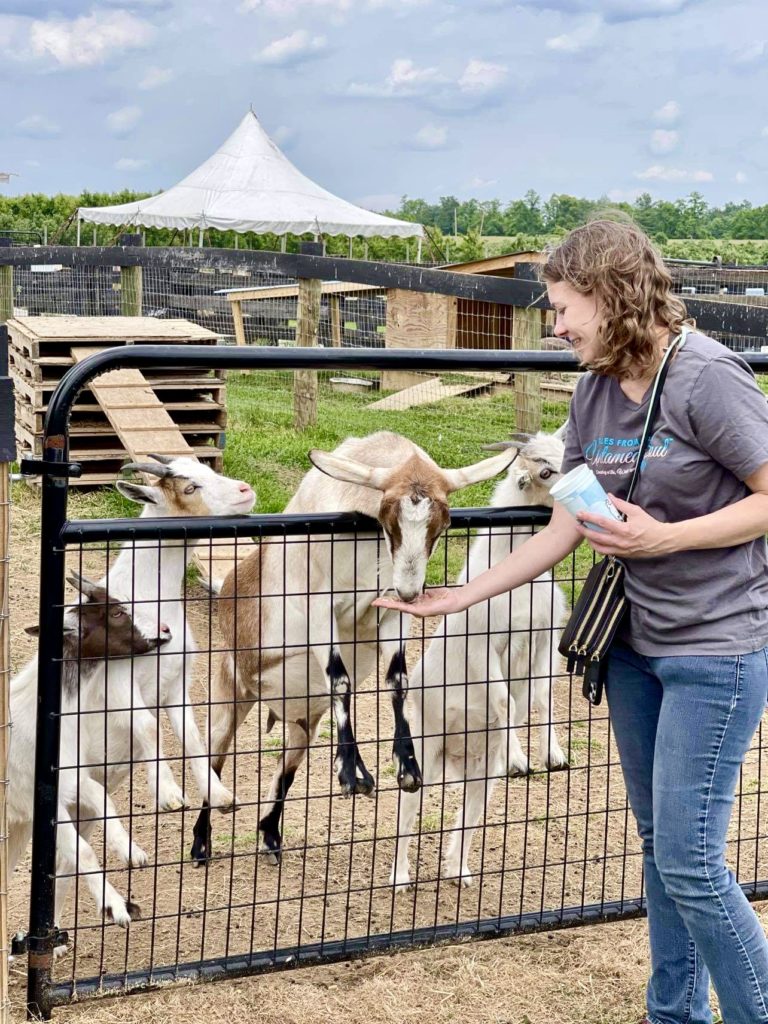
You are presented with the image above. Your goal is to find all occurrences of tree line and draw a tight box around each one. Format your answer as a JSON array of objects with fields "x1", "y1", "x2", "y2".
[{"x1": 1, "y1": 189, "x2": 768, "y2": 265}]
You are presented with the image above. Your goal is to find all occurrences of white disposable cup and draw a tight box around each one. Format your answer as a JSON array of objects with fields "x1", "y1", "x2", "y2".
[{"x1": 549, "y1": 464, "x2": 623, "y2": 533}]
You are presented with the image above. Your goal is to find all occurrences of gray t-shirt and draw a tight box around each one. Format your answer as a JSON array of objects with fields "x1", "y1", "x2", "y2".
[{"x1": 562, "y1": 331, "x2": 768, "y2": 656}]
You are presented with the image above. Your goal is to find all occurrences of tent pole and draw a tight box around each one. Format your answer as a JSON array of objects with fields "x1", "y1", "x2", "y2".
[
  {"x1": 234, "y1": 234, "x2": 238, "y2": 250},
  {"x1": 92, "y1": 226, "x2": 97, "y2": 247},
  {"x1": 280, "y1": 235, "x2": 287, "y2": 253},
  {"x1": 417, "y1": 237, "x2": 423, "y2": 264},
  {"x1": 348, "y1": 237, "x2": 353, "y2": 259},
  {"x1": 76, "y1": 218, "x2": 81, "y2": 247},
  {"x1": 198, "y1": 227, "x2": 204, "y2": 248}
]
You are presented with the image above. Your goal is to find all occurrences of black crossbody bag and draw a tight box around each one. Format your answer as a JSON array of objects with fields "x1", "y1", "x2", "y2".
[{"x1": 557, "y1": 329, "x2": 687, "y2": 706}]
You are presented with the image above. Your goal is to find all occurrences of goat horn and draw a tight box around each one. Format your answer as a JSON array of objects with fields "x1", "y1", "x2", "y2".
[
  {"x1": 121, "y1": 461, "x2": 173, "y2": 479},
  {"x1": 66, "y1": 571, "x2": 103, "y2": 599},
  {"x1": 147, "y1": 453, "x2": 175, "y2": 465},
  {"x1": 481, "y1": 441, "x2": 518, "y2": 451}
]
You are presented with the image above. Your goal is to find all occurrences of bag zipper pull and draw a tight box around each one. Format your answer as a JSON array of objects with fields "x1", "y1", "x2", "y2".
[
  {"x1": 575, "y1": 646, "x2": 588, "y2": 675},
  {"x1": 567, "y1": 644, "x2": 579, "y2": 674}
]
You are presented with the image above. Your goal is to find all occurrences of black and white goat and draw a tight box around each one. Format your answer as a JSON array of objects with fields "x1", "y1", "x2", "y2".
[
  {"x1": 108, "y1": 455, "x2": 256, "y2": 813},
  {"x1": 191, "y1": 431, "x2": 519, "y2": 864},
  {"x1": 9, "y1": 574, "x2": 171, "y2": 939},
  {"x1": 391, "y1": 429, "x2": 568, "y2": 891}
]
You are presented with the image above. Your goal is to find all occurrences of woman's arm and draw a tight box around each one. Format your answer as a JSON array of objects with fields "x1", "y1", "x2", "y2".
[
  {"x1": 577, "y1": 462, "x2": 768, "y2": 557},
  {"x1": 373, "y1": 502, "x2": 583, "y2": 618}
]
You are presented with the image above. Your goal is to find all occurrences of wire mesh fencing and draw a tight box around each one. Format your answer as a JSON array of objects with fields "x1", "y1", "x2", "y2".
[{"x1": 18, "y1": 518, "x2": 768, "y2": 1013}]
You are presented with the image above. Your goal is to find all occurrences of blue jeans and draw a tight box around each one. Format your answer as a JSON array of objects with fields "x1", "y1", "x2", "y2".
[{"x1": 605, "y1": 641, "x2": 768, "y2": 1024}]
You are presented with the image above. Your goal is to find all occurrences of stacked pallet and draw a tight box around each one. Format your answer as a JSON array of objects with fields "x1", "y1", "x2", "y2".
[{"x1": 9, "y1": 316, "x2": 226, "y2": 486}]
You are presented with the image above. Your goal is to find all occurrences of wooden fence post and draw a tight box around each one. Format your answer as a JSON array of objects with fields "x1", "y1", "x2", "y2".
[
  {"x1": 0, "y1": 325, "x2": 13, "y2": 1024},
  {"x1": 119, "y1": 233, "x2": 143, "y2": 317},
  {"x1": 0, "y1": 240, "x2": 13, "y2": 326},
  {"x1": 293, "y1": 243, "x2": 323, "y2": 430},
  {"x1": 512, "y1": 304, "x2": 543, "y2": 434}
]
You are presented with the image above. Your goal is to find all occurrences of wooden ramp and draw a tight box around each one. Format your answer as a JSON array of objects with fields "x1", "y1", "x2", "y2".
[
  {"x1": 70, "y1": 347, "x2": 252, "y2": 592},
  {"x1": 369, "y1": 377, "x2": 491, "y2": 412}
]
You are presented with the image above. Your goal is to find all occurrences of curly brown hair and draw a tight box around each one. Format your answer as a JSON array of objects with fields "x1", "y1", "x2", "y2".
[{"x1": 541, "y1": 219, "x2": 691, "y2": 379}]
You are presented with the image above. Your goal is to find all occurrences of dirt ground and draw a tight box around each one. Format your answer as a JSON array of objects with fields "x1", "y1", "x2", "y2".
[{"x1": 6, "y1": 484, "x2": 767, "y2": 1023}]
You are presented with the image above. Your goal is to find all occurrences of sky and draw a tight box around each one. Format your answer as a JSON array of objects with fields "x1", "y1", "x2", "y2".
[{"x1": 0, "y1": 0, "x2": 766, "y2": 211}]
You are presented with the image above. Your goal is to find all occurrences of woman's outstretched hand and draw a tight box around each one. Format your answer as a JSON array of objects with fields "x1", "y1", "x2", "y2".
[{"x1": 372, "y1": 587, "x2": 461, "y2": 618}]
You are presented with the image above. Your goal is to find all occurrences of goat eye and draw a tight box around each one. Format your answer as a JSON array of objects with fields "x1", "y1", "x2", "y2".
[
  {"x1": 109, "y1": 607, "x2": 123, "y2": 618},
  {"x1": 184, "y1": 483, "x2": 197, "y2": 495},
  {"x1": 540, "y1": 468, "x2": 553, "y2": 480}
]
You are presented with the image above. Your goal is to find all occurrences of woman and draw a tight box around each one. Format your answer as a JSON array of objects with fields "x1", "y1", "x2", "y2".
[{"x1": 374, "y1": 219, "x2": 768, "y2": 1024}]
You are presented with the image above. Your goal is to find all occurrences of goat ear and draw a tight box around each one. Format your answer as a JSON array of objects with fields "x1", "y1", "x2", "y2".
[
  {"x1": 24, "y1": 624, "x2": 40, "y2": 637},
  {"x1": 553, "y1": 420, "x2": 569, "y2": 442},
  {"x1": 308, "y1": 450, "x2": 388, "y2": 490},
  {"x1": 116, "y1": 480, "x2": 158, "y2": 505},
  {"x1": 442, "y1": 447, "x2": 520, "y2": 493}
]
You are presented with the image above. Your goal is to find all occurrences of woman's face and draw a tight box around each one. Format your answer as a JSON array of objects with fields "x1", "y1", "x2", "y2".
[{"x1": 547, "y1": 280, "x2": 605, "y2": 365}]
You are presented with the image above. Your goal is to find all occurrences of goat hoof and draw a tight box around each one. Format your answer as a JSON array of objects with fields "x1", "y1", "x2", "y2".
[
  {"x1": 191, "y1": 815, "x2": 214, "y2": 864},
  {"x1": 129, "y1": 845, "x2": 149, "y2": 869},
  {"x1": 507, "y1": 763, "x2": 532, "y2": 779},
  {"x1": 547, "y1": 758, "x2": 570, "y2": 772},
  {"x1": 397, "y1": 761, "x2": 423, "y2": 793},
  {"x1": 158, "y1": 792, "x2": 189, "y2": 813},
  {"x1": 442, "y1": 864, "x2": 472, "y2": 888},
  {"x1": 105, "y1": 901, "x2": 134, "y2": 929},
  {"x1": 390, "y1": 874, "x2": 413, "y2": 893},
  {"x1": 259, "y1": 836, "x2": 282, "y2": 866},
  {"x1": 212, "y1": 790, "x2": 238, "y2": 814},
  {"x1": 126, "y1": 901, "x2": 142, "y2": 921}
]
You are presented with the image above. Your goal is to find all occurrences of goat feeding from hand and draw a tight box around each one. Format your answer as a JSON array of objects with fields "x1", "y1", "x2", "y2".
[
  {"x1": 191, "y1": 431, "x2": 519, "y2": 865},
  {"x1": 391, "y1": 429, "x2": 569, "y2": 891}
]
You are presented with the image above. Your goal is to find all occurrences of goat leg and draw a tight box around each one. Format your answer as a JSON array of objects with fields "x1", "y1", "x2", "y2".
[
  {"x1": 327, "y1": 647, "x2": 374, "y2": 797},
  {"x1": 385, "y1": 649, "x2": 422, "y2": 793}
]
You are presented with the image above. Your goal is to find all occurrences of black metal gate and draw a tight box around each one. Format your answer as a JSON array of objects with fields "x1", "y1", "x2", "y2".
[{"x1": 23, "y1": 344, "x2": 768, "y2": 1018}]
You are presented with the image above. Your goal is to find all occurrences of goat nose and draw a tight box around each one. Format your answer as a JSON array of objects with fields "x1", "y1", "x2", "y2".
[
  {"x1": 395, "y1": 587, "x2": 421, "y2": 604},
  {"x1": 239, "y1": 482, "x2": 253, "y2": 494},
  {"x1": 160, "y1": 622, "x2": 170, "y2": 634}
]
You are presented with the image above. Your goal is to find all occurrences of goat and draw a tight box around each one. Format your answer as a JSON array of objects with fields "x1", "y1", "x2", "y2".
[
  {"x1": 9, "y1": 573, "x2": 171, "y2": 942},
  {"x1": 390, "y1": 429, "x2": 568, "y2": 891},
  {"x1": 108, "y1": 455, "x2": 255, "y2": 813},
  {"x1": 191, "y1": 431, "x2": 519, "y2": 865}
]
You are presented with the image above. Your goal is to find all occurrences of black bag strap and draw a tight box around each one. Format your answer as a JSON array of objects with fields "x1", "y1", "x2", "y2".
[{"x1": 625, "y1": 326, "x2": 689, "y2": 504}]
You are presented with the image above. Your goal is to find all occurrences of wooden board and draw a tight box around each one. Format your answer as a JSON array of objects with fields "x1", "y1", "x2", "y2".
[
  {"x1": 7, "y1": 315, "x2": 220, "y2": 345},
  {"x1": 369, "y1": 378, "x2": 491, "y2": 411},
  {"x1": 70, "y1": 347, "x2": 195, "y2": 460}
]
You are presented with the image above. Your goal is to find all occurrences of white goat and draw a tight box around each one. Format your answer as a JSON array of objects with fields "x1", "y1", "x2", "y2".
[
  {"x1": 108, "y1": 455, "x2": 256, "y2": 813},
  {"x1": 191, "y1": 431, "x2": 519, "y2": 865},
  {"x1": 9, "y1": 574, "x2": 171, "y2": 942},
  {"x1": 391, "y1": 429, "x2": 568, "y2": 891}
]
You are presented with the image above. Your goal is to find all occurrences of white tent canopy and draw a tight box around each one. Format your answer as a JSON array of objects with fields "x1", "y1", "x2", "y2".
[{"x1": 78, "y1": 111, "x2": 422, "y2": 240}]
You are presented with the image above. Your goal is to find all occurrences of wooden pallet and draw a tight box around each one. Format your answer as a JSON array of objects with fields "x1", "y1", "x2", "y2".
[
  {"x1": 369, "y1": 378, "x2": 492, "y2": 411},
  {"x1": 9, "y1": 316, "x2": 225, "y2": 481}
]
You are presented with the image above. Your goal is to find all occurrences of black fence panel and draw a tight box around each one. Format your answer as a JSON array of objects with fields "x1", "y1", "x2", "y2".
[{"x1": 23, "y1": 346, "x2": 768, "y2": 1018}]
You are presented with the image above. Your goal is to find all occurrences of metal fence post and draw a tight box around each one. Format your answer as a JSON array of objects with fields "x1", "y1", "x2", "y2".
[
  {"x1": 0, "y1": 325, "x2": 14, "y2": 1024},
  {"x1": 119, "y1": 234, "x2": 143, "y2": 317},
  {"x1": 0, "y1": 240, "x2": 13, "y2": 326},
  {"x1": 25, "y1": 436, "x2": 70, "y2": 1020}
]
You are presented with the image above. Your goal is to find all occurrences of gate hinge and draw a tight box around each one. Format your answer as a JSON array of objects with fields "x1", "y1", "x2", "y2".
[
  {"x1": 12, "y1": 928, "x2": 68, "y2": 957},
  {"x1": 19, "y1": 458, "x2": 82, "y2": 479}
]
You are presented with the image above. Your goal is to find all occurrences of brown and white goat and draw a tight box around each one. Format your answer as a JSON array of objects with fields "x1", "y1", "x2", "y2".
[
  {"x1": 10, "y1": 574, "x2": 171, "y2": 943},
  {"x1": 191, "y1": 431, "x2": 518, "y2": 864},
  {"x1": 391, "y1": 429, "x2": 569, "y2": 891}
]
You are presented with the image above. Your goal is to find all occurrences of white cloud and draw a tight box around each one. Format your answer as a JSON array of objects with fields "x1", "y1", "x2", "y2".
[
  {"x1": 241, "y1": 0, "x2": 428, "y2": 11},
  {"x1": 509, "y1": 1, "x2": 699, "y2": 20},
  {"x1": 254, "y1": 29, "x2": 327, "y2": 66},
  {"x1": 650, "y1": 129, "x2": 678, "y2": 154},
  {"x1": 115, "y1": 157, "x2": 149, "y2": 171},
  {"x1": 412, "y1": 123, "x2": 448, "y2": 149},
  {"x1": 653, "y1": 99, "x2": 681, "y2": 124},
  {"x1": 732, "y1": 39, "x2": 765, "y2": 64},
  {"x1": 458, "y1": 59, "x2": 507, "y2": 94},
  {"x1": 271, "y1": 124, "x2": 296, "y2": 146},
  {"x1": 546, "y1": 14, "x2": 603, "y2": 53},
  {"x1": 346, "y1": 58, "x2": 444, "y2": 97},
  {"x1": 16, "y1": 114, "x2": 61, "y2": 139},
  {"x1": 734, "y1": 171, "x2": 748, "y2": 184},
  {"x1": 467, "y1": 175, "x2": 497, "y2": 189},
  {"x1": 139, "y1": 66, "x2": 173, "y2": 89},
  {"x1": 762, "y1": 126, "x2": 768, "y2": 137},
  {"x1": 107, "y1": 105, "x2": 142, "y2": 136},
  {"x1": 635, "y1": 165, "x2": 713, "y2": 183},
  {"x1": 28, "y1": 10, "x2": 154, "y2": 68}
]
